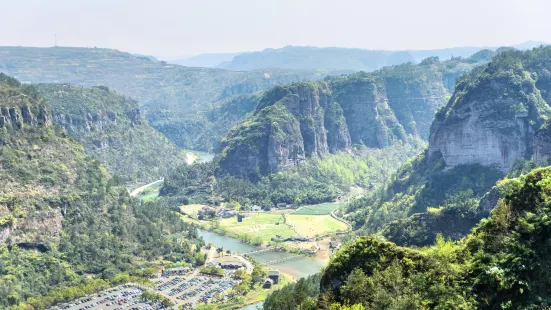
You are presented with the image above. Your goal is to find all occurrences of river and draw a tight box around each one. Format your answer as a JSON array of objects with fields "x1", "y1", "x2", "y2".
[
  {"x1": 133, "y1": 152, "x2": 324, "y2": 309},
  {"x1": 197, "y1": 229, "x2": 326, "y2": 280},
  {"x1": 198, "y1": 229, "x2": 327, "y2": 310}
]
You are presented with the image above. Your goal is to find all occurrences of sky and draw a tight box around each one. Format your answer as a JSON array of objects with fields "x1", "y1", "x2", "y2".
[{"x1": 1, "y1": 0, "x2": 550, "y2": 58}]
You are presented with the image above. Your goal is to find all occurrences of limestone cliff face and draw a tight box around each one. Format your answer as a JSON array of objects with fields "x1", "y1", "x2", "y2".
[
  {"x1": 217, "y1": 104, "x2": 305, "y2": 178},
  {"x1": 429, "y1": 63, "x2": 550, "y2": 172},
  {"x1": 37, "y1": 84, "x2": 186, "y2": 183},
  {"x1": 330, "y1": 74, "x2": 406, "y2": 148},
  {"x1": 0, "y1": 76, "x2": 61, "y2": 247},
  {"x1": 0, "y1": 104, "x2": 50, "y2": 129},
  {"x1": 382, "y1": 72, "x2": 448, "y2": 140},
  {"x1": 217, "y1": 83, "x2": 351, "y2": 177},
  {"x1": 217, "y1": 76, "x2": 444, "y2": 177},
  {"x1": 0, "y1": 208, "x2": 62, "y2": 247},
  {"x1": 535, "y1": 120, "x2": 551, "y2": 163},
  {"x1": 216, "y1": 54, "x2": 496, "y2": 178}
]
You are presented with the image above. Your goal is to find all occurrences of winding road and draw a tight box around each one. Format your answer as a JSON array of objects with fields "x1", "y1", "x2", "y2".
[{"x1": 129, "y1": 178, "x2": 164, "y2": 197}]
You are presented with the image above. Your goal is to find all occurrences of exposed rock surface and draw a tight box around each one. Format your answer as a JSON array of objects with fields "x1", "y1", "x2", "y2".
[
  {"x1": 216, "y1": 71, "x2": 448, "y2": 177},
  {"x1": 0, "y1": 104, "x2": 49, "y2": 129},
  {"x1": 217, "y1": 83, "x2": 351, "y2": 178},
  {"x1": 429, "y1": 52, "x2": 551, "y2": 172},
  {"x1": 0, "y1": 74, "x2": 60, "y2": 246},
  {"x1": 36, "y1": 83, "x2": 187, "y2": 184},
  {"x1": 535, "y1": 120, "x2": 551, "y2": 164},
  {"x1": 215, "y1": 53, "x2": 497, "y2": 178}
]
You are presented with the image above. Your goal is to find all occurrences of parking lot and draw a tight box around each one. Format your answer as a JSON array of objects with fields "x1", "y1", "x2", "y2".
[
  {"x1": 155, "y1": 272, "x2": 240, "y2": 308},
  {"x1": 47, "y1": 266, "x2": 245, "y2": 309},
  {"x1": 49, "y1": 285, "x2": 166, "y2": 310}
]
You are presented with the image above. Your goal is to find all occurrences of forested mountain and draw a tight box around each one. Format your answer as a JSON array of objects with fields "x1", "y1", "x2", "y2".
[
  {"x1": 215, "y1": 51, "x2": 494, "y2": 178},
  {"x1": 167, "y1": 52, "x2": 239, "y2": 68},
  {"x1": 36, "y1": 83, "x2": 186, "y2": 185},
  {"x1": 0, "y1": 74, "x2": 204, "y2": 309},
  {"x1": 0, "y1": 46, "x2": 340, "y2": 150},
  {"x1": 218, "y1": 42, "x2": 544, "y2": 71},
  {"x1": 160, "y1": 51, "x2": 493, "y2": 207},
  {"x1": 267, "y1": 166, "x2": 551, "y2": 309},
  {"x1": 343, "y1": 46, "x2": 551, "y2": 246}
]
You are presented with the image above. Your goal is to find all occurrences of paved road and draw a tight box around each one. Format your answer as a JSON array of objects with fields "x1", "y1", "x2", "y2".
[{"x1": 129, "y1": 179, "x2": 164, "y2": 197}]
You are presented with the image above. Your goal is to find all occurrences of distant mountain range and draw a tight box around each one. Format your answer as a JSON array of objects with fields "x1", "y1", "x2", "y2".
[
  {"x1": 166, "y1": 41, "x2": 547, "y2": 71},
  {"x1": 167, "y1": 52, "x2": 240, "y2": 68}
]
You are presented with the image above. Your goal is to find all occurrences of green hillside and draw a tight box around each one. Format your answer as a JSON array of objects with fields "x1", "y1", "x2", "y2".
[
  {"x1": 215, "y1": 52, "x2": 494, "y2": 179},
  {"x1": 0, "y1": 46, "x2": 338, "y2": 150},
  {"x1": 36, "y1": 83, "x2": 186, "y2": 184},
  {"x1": 0, "y1": 74, "x2": 204, "y2": 309},
  {"x1": 266, "y1": 166, "x2": 551, "y2": 309},
  {"x1": 335, "y1": 47, "x2": 551, "y2": 247}
]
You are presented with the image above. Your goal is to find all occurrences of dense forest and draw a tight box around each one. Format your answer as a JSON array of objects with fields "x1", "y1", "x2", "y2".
[
  {"x1": 214, "y1": 51, "x2": 495, "y2": 180},
  {"x1": 0, "y1": 46, "x2": 342, "y2": 150},
  {"x1": 36, "y1": 83, "x2": 187, "y2": 185},
  {"x1": 335, "y1": 47, "x2": 551, "y2": 247},
  {"x1": 266, "y1": 166, "x2": 551, "y2": 309},
  {"x1": 160, "y1": 138, "x2": 425, "y2": 208},
  {"x1": 0, "y1": 74, "x2": 204, "y2": 309}
]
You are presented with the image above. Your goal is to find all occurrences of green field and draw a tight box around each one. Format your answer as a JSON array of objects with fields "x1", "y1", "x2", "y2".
[
  {"x1": 287, "y1": 214, "x2": 349, "y2": 238},
  {"x1": 293, "y1": 203, "x2": 343, "y2": 215},
  {"x1": 218, "y1": 213, "x2": 296, "y2": 243}
]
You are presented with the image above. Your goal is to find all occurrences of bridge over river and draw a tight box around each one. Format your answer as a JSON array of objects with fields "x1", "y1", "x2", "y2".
[{"x1": 198, "y1": 229, "x2": 325, "y2": 280}]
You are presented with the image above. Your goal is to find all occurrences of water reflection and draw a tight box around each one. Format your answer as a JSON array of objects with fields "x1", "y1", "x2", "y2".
[{"x1": 197, "y1": 229, "x2": 325, "y2": 280}]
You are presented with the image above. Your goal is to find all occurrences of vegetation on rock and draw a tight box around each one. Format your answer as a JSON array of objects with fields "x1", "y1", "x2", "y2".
[
  {"x1": 267, "y1": 166, "x2": 551, "y2": 309},
  {"x1": 36, "y1": 83, "x2": 187, "y2": 184},
  {"x1": 0, "y1": 74, "x2": 204, "y2": 309}
]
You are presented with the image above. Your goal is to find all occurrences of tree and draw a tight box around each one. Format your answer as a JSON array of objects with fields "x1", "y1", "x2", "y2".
[{"x1": 229, "y1": 200, "x2": 241, "y2": 211}]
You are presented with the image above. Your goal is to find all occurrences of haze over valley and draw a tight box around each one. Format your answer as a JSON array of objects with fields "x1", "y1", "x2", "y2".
[{"x1": 2, "y1": 1, "x2": 551, "y2": 309}]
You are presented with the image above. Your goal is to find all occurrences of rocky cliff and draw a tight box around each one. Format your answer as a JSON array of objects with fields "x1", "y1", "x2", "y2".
[
  {"x1": 429, "y1": 49, "x2": 551, "y2": 172},
  {"x1": 0, "y1": 74, "x2": 62, "y2": 247},
  {"x1": 36, "y1": 83, "x2": 187, "y2": 184},
  {"x1": 216, "y1": 53, "x2": 493, "y2": 177},
  {"x1": 535, "y1": 120, "x2": 551, "y2": 163},
  {"x1": 216, "y1": 83, "x2": 348, "y2": 178},
  {"x1": 345, "y1": 47, "x2": 551, "y2": 247}
]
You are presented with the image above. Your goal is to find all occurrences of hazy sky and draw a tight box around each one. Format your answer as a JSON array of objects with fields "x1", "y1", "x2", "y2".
[{"x1": 1, "y1": 0, "x2": 549, "y2": 58}]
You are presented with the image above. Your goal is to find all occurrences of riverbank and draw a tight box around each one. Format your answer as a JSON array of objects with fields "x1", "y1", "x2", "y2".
[{"x1": 197, "y1": 230, "x2": 326, "y2": 280}]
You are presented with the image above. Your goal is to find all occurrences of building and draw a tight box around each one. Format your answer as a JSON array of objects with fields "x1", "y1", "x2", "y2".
[
  {"x1": 220, "y1": 262, "x2": 244, "y2": 269},
  {"x1": 217, "y1": 209, "x2": 235, "y2": 218},
  {"x1": 268, "y1": 269, "x2": 280, "y2": 284},
  {"x1": 276, "y1": 203, "x2": 296, "y2": 209},
  {"x1": 263, "y1": 278, "x2": 274, "y2": 289}
]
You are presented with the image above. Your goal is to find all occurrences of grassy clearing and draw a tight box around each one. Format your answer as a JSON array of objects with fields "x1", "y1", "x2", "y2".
[
  {"x1": 293, "y1": 203, "x2": 343, "y2": 215},
  {"x1": 218, "y1": 213, "x2": 296, "y2": 243},
  {"x1": 179, "y1": 204, "x2": 208, "y2": 216},
  {"x1": 286, "y1": 214, "x2": 349, "y2": 238}
]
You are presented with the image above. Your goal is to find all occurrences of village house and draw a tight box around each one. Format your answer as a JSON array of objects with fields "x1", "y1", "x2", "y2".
[
  {"x1": 268, "y1": 269, "x2": 280, "y2": 284},
  {"x1": 263, "y1": 278, "x2": 274, "y2": 289}
]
